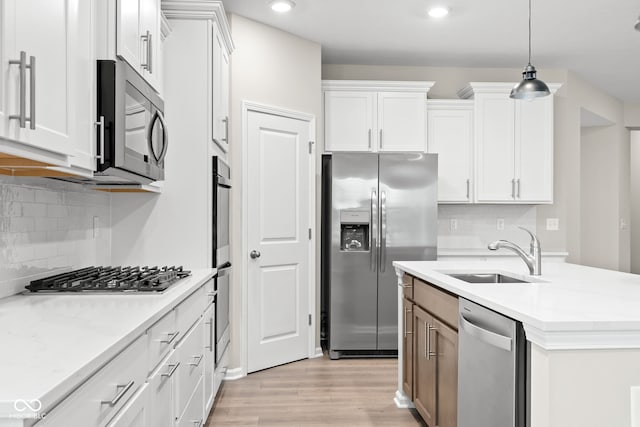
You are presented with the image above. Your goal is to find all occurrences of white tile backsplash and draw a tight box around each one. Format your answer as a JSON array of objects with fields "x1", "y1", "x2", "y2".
[
  {"x1": 0, "y1": 176, "x2": 111, "y2": 299},
  {"x1": 438, "y1": 204, "x2": 537, "y2": 250}
]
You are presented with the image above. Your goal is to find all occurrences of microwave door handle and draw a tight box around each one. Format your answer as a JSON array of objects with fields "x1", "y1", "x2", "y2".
[{"x1": 156, "y1": 111, "x2": 169, "y2": 164}]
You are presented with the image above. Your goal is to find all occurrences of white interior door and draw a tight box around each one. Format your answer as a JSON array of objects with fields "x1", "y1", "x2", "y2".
[{"x1": 247, "y1": 109, "x2": 311, "y2": 373}]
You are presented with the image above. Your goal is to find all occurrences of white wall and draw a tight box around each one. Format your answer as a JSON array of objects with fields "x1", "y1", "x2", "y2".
[
  {"x1": 0, "y1": 176, "x2": 111, "y2": 299},
  {"x1": 631, "y1": 131, "x2": 640, "y2": 273},
  {"x1": 228, "y1": 14, "x2": 322, "y2": 369}
]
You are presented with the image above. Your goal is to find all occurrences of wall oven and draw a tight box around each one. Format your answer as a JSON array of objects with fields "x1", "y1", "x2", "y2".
[
  {"x1": 213, "y1": 156, "x2": 231, "y2": 363},
  {"x1": 95, "y1": 59, "x2": 168, "y2": 184}
]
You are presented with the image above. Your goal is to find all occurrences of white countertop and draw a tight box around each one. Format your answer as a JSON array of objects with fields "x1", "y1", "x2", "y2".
[
  {"x1": 0, "y1": 269, "x2": 215, "y2": 417},
  {"x1": 394, "y1": 260, "x2": 640, "y2": 350}
]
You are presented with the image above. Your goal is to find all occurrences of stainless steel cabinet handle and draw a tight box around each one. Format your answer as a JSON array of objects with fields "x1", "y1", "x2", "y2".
[
  {"x1": 403, "y1": 308, "x2": 413, "y2": 338},
  {"x1": 517, "y1": 179, "x2": 521, "y2": 199},
  {"x1": 161, "y1": 362, "x2": 180, "y2": 378},
  {"x1": 466, "y1": 179, "x2": 470, "y2": 200},
  {"x1": 222, "y1": 116, "x2": 229, "y2": 143},
  {"x1": 250, "y1": 250, "x2": 261, "y2": 259},
  {"x1": 205, "y1": 319, "x2": 213, "y2": 350},
  {"x1": 160, "y1": 331, "x2": 179, "y2": 345},
  {"x1": 426, "y1": 323, "x2": 437, "y2": 360},
  {"x1": 459, "y1": 313, "x2": 512, "y2": 351},
  {"x1": 379, "y1": 191, "x2": 387, "y2": 273},
  {"x1": 379, "y1": 129, "x2": 383, "y2": 149},
  {"x1": 207, "y1": 292, "x2": 216, "y2": 297},
  {"x1": 101, "y1": 380, "x2": 134, "y2": 406},
  {"x1": 95, "y1": 116, "x2": 105, "y2": 164},
  {"x1": 400, "y1": 283, "x2": 413, "y2": 289},
  {"x1": 141, "y1": 31, "x2": 151, "y2": 71},
  {"x1": 370, "y1": 190, "x2": 377, "y2": 272},
  {"x1": 191, "y1": 420, "x2": 203, "y2": 427},
  {"x1": 368, "y1": 129, "x2": 372, "y2": 150},
  {"x1": 189, "y1": 354, "x2": 204, "y2": 367},
  {"x1": 511, "y1": 179, "x2": 516, "y2": 199},
  {"x1": 148, "y1": 32, "x2": 153, "y2": 73},
  {"x1": 9, "y1": 51, "x2": 35, "y2": 129}
]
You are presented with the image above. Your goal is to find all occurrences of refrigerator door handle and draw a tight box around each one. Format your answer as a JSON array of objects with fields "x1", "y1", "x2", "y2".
[
  {"x1": 371, "y1": 189, "x2": 377, "y2": 272},
  {"x1": 379, "y1": 190, "x2": 387, "y2": 272}
]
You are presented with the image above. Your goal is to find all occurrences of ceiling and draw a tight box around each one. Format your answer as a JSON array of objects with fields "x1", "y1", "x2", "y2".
[{"x1": 222, "y1": 0, "x2": 640, "y2": 103}]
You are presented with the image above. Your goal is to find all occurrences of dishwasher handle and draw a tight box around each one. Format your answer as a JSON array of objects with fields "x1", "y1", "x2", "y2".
[{"x1": 459, "y1": 313, "x2": 512, "y2": 352}]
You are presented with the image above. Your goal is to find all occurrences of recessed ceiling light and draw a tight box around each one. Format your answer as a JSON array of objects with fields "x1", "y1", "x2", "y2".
[
  {"x1": 428, "y1": 7, "x2": 449, "y2": 18},
  {"x1": 270, "y1": 0, "x2": 295, "y2": 13}
]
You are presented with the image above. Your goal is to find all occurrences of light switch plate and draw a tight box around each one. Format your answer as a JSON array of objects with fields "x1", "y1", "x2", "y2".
[{"x1": 546, "y1": 218, "x2": 559, "y2": 231}]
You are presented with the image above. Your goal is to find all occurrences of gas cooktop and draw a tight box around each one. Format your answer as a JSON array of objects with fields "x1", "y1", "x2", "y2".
[{"x1": 26, "y1": 266, "x2": 191, "y2": 293}]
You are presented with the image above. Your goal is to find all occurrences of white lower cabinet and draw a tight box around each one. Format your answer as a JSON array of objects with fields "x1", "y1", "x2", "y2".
[
  {"x1": 203, "y1": 302, "x2": 216, "y2": 413},
  {"x1": 106, "y1": 384, "x2": 150, "y2": 427},
  {"x1": 146, "y1": 351, "x2": 178, "y2": 427},
  {"x1": 175, "y1": 316, "x2": 205, "y2": 421},
  {"x1": 177, "y1": 376, "x2": 205, "y2": 427}
]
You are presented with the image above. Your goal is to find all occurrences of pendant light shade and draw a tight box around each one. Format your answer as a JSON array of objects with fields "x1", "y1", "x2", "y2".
[{"x1": 510, "y1": 0, "x2": 550, "y2": 100}]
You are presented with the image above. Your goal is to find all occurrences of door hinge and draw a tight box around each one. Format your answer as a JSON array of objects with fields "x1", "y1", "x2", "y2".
[
  {"x1": 308, "y1": 228, "x2": 312, "y2": 240},
  {"x1": 308, "y1": 314, "x2": 312, "y2": 326},
  {"x1": 309, "y1": 141, "x2": 314, "y2": 154}
]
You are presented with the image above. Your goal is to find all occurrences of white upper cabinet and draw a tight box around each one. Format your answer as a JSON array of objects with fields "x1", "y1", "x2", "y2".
[
  {"x1": 458, "y1": 82, "x2": 559, "y2": 204},
  {"x1": 427, "y1": 100, "x2": 474, "y2": 203},
  {"x1": 117, "y1": 0, "x2": 161, "y2": 91},
  {"x1": 0, "y1": 0, "x2": 91, "y2": 165},
  {"x1": 323, "y1": 81, "x2": 434, "y2": 153},
  {"x1": 211, "y1": 19, "x2": 231, "y2": 152}
]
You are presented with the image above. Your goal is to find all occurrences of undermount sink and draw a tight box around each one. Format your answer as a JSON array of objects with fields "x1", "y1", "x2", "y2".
[{"x1": 447, "y1": 273, "x2": 530, "y2": 284}]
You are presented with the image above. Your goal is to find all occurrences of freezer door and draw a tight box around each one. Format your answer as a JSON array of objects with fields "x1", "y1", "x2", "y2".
[
  {"x1": 377, "y1": 153, "x2": 438, "y2": 350},
  {"x1": 329, "y1": 153, "x2": 379, "y2": 351}
]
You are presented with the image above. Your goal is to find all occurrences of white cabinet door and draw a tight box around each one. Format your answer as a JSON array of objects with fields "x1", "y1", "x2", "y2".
[
  {"x1": 175, "y1": 317, "x2": 205, "y2": 420},
  {"x1": 211, "y1": 20, "x2": 230, "y2": 152},
  {"x1": 106, "y1": 384, "x2": 149, "y2": 427},
  {"x1": 474, "y1": 94, "x2": 516, "y2": 202},
  {"x1": 324, "y1": 91, "x2": 376, "y2": 152},
  {"x1": 427, "y1": 101, "x2": 473, "y2": 203},
  {"x1": 515, "y1": 95, "x2": 554, "y2": 203},
  {"x1": 378, "y1": 92, "x2": 426, "y2": 152},
  {"x1": 117, "y1": 0, "x2": 161, "y2": 91},
  {"x1": 2, "y1": 0, "x2": 79, "y2": 157},
  {"x1": 203, "y1": 303, "x2": 216, "y2": 414},
  {"x1": 146, "y1": 351, "x2": 178, "y2": 427}
]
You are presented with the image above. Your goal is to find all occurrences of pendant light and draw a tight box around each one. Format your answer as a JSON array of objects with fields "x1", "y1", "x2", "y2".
[{"x1": 510, "y1": 0, "x2": 550, "y2": 100}]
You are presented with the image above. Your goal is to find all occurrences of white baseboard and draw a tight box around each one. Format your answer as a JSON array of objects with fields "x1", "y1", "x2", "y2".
[
  {"x1": 394, "y1": 390, "x2": 415, "y2": 409},
  {"x1": 311, "y1": 347, "x2": 323, "y2": 358},
  {"x1": 224, "y1": 366, "x2": 244, "y2": 380}
]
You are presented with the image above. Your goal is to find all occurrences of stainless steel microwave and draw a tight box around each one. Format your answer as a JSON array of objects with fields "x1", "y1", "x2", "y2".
[{"x1": 95, "y1": 59, "x2": 167, "y2": 184}]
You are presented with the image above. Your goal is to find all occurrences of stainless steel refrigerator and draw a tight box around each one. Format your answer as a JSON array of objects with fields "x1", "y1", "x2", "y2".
[{"x1": 321, "y1": 153, "x2": 438, "y2": 359}]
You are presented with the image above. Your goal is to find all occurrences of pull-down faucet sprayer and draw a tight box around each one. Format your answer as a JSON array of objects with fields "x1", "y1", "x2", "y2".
[{"x1": 488, "y1": 226, "x2": 542, "y2": 275}]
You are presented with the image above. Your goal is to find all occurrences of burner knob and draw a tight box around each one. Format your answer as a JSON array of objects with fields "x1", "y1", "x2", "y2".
[{"x1": 250, "y1": 250, "x2": 261, "y2": 259}]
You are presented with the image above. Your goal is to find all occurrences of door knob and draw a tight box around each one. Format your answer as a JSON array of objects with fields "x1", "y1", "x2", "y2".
[{"x1": 250, "y1": 250, "x2": 261, "y2": 259}]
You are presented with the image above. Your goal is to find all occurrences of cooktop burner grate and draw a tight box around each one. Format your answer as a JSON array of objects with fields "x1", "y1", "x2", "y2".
[{"x1": 26, "y1": 266, "x2": 191, "y2": 293}]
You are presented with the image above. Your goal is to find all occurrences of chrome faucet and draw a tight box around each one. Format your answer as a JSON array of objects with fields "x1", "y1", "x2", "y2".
[{"x1": 488, "y1": 226, "x2": 542, "y2": 275}]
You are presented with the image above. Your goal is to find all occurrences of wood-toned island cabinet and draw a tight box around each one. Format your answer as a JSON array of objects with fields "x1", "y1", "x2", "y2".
[{"x1": 402, "y1": 275, "x2": 458, "y2": 427}]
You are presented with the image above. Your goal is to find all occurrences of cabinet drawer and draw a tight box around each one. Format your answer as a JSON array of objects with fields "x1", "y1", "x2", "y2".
[
  {"x1": 147, "y1": 310, "x2": 178, "y2": 373},
  {"x1": 414, "y1": 279, "x2": 458, "y2": 330},
  {"x1": 401, "y1": 274, "x2": 413, "y2": 300},
  {"x1": 205, "y1": 278, "x2": 215, "y2": 306},
  {"x1": 147, "y1": 350, "x2": 178, "y2": 427},
  {"x1": 39, "y1": 335, "x2": 148, "y2": 427},
  {"x1": 105, "y1": 383, "x2": 149, "y2": 427},
  {"x1": 176, "y1": 285, "x2": 206, "y2": 337},
  {"x1": 177, "y1": 376, "x2": 204, "y2": 427},
  {"x1": 175, "y1": 317, "x2": 205, "y2": 419}
]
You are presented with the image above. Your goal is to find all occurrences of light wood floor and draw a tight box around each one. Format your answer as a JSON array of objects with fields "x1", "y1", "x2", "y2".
[{"x1": 206, "y1": 355, "x2": 425, "y2": 426}]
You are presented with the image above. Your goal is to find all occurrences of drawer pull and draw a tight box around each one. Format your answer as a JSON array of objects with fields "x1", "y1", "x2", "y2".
[
  {"x1": 101, "y1": 380, "x2": 134, "y2": 406},
  {"x1": 160, "y1": 331, "x2": 179, "y2": 345},
  {"x1": 191, "y1": 420, "x2": 203, "y2": 427},
  {"x1": 161, "y1": 362, "x2": 180, "y2": 378},
  {"x1": 207, "y1": 292, "x2": 216, "y2": 297},
  {"x1": 400, "y1": 283, "x2": 413, "y2": 289},
  {"x1": 189, "y1": 354, "x2": 204, "y2": 367}
]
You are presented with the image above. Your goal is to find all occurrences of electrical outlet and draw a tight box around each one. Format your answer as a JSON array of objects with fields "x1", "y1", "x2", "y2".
[
  {"x1": 450, "y1": 219, "x2": 457, "y2": 232},
  {"x1": 93, "y1": 216, "x2": 99, "y2": 239},
  {"x1": 546, "y1": 218, "x2": 559, "y2": 231},
  {"x1": 621, "y1": 218, "x2": 628, "y2": 230},
  {"x1": 496, "y1": 218, "x2": 504, "y2": 230}
]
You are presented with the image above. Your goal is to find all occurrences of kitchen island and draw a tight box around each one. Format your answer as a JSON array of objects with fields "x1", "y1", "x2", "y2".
[{"x1": 394, "y1": 260, "x2": 640, "y2": 427}]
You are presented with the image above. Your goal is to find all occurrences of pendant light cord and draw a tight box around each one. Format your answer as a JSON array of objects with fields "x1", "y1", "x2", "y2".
[{"x1": 528, "y1": 0, "x2": 532, "y2": 65}]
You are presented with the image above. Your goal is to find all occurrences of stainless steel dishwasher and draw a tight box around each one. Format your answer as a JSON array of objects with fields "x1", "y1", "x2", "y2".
[{"x1": 458, "y1": 298, "x2": 529, "y2": 427}]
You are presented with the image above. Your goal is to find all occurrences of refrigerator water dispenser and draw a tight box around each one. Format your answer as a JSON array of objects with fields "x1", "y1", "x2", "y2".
[{"x1": 340, "y1": 210, "x2": 370, "y2": 251}]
